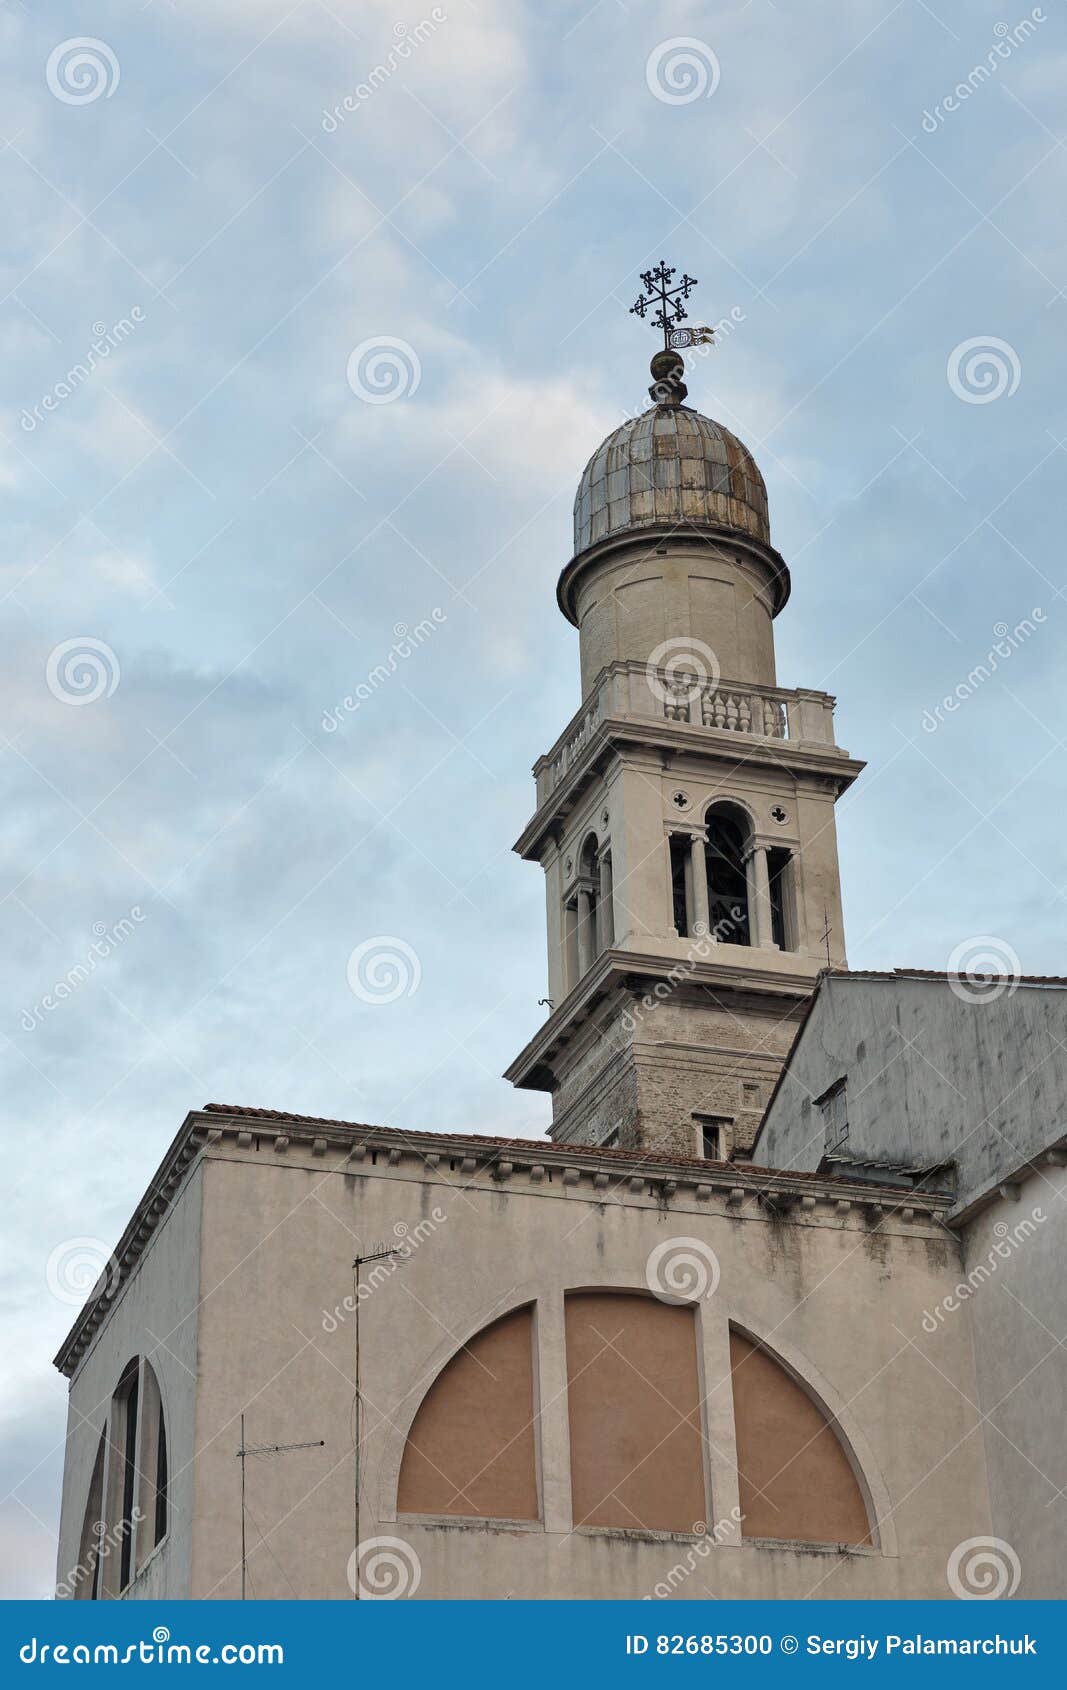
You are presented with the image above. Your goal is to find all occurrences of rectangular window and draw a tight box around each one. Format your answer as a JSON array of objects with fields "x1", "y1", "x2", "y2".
[
  {"x1": 694, "y1": 1115, "x2": 731, "y2": 1160},
  {"x1": 669, "y1": 835, "x2": 689, "y2": 937},
  {"x1": 818, "y1": 1080, "x2": 849, "y2": 1152},
  {"x1": 767, "y1": 848, "x2": 793, "y2": 950}
]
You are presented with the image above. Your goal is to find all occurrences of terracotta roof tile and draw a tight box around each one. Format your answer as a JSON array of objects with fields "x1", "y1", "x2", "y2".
[{"x1": 201, "y1": 1103, "x2": 917, "y2": 1189}]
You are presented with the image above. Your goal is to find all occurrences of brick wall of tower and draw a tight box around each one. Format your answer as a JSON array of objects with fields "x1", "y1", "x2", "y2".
[{"x1": 548, "y1": 986, "x2": 807, "y2": 1160}]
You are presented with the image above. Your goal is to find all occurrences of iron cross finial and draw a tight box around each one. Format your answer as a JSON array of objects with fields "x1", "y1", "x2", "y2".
[
  {"x1": 629, "y1": 263, "x2": 717, "y2": 407},
  {"x1": 629, "y1": 262, "x2": 703, "y2": 350}
]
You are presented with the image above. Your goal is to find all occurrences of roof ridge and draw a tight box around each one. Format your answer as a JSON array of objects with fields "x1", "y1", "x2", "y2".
[{"x1": 823, "y1": 967, "x2": 1067, "y2": 987}]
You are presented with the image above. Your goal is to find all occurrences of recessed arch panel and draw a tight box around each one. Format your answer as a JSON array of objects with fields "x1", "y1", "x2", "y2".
[
  {"x1": 397, "y1": 1304, "x2": 538, "y2": 1521},
  {"x1": 730, "y1": 1328, "x2": 871, "y2": 1545},
  {"x1": 565, "y1": 1290, "x2": 706, "y2": 1533}
]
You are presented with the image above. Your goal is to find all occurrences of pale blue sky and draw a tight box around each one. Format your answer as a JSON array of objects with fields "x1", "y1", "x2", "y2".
[{"x1": 3, "y1": 0, "x2": 1066, "y2": 1596}]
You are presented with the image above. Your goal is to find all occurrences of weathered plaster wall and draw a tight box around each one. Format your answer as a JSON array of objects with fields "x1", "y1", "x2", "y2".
[
  {"x1": 960, "y1": 1164, "x2": 1067, "y2": 1598},
  {"x1": 756, "y1": 976, "x2": 1067, "y2": 1208},
  {"x1": 185, "y1": 1139, "x2": 990, "y2": 1600}
]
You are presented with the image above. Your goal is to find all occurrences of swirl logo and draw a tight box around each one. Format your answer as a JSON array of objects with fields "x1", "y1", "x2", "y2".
[
  {"x1": 646, "y1": 38, "x2": 720, "y2": 106},
  {"x1": 347, "y1": 1535, "x2": 421, "y2": 1599},
  {"x1": 346, "y1": 936, "x2": 421, "y2": 1004},
  {"x1": 646, "y1": 1237, "x2": 721, "y2": 1305},
  {"x1": 947, "y1": 337, "x2": 1021, "y2": 405},
  {"x1": 46, "y1": 39, "x2": 120, "y2": 105},
  {"x1": 46, "y1": 1237, "x2": 119, "y2": 1307},
  {"x1": 946, "y1": 936, "x2": 1021, "y2": 1004},
  {"x1": 152, "y1": 1627, "x2": 170, "y2": 1644},
  {"x1": 647, "y1": 636, "x2": 721, "y2": 709},
  {"x1": 947, "y1": 1536, "x2": 1021, "y2": 1599},
  {"x1": 91, "y1": 1519, "x2": 108, "y2": 1539},
  {"x1": 346, "y1": 337, "x2": 421, "y2": 405},
  {"x1": 46, "y1": 637, "x2": 120, "y2": 706}
]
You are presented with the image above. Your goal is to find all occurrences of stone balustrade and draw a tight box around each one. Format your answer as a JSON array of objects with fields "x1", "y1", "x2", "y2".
[{"x1": 535, "y1": 662, "x2": 839, "y2": 805}]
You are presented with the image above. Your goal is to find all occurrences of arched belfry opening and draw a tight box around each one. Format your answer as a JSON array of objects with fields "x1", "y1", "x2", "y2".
[
  {"x1": 577, "y1": 832, "x2": 599, "y2": 970},
  {"x1": 506, "y1": 279, "x2": 863, "y2": 1157},
  {"x1": 562, "y1": 831, "x2": 614, "y2": 990},
  {"x1": 705, "y1": 801, "x2": 752, "y2": 946}
]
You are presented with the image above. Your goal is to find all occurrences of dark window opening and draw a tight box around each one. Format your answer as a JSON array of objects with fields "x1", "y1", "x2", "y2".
[
  {"x1": 579, "y1": 837, "x2": 601, "y2": 962},
  {"x1": 154, "y1": 1413, "x2": 168, "y2": 1547},
  {"x1": 705, "y1": 812, "x2": 750, "y2": 946},
  {"x1": 119, "y1": 1373, "x2": 139, "y2": 1589},
  {"x1": 768, "y1": 847, "x2": 792, "y2": 951},
  {"x1": 695, "y1": 1115, "x2": 731, "y2": 1160},
  {"x1": 669, "y1": 835, "x2": 689, "y2": 938}
]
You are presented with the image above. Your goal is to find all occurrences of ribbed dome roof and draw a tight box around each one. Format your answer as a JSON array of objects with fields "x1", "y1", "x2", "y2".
[{"x1": 573, "y1": 403, "x2": 769, "y2": 557}]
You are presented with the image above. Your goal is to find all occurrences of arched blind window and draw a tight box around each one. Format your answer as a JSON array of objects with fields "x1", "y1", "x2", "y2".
[{"x1": 70, "y1": 1355, "x2": 171, "y2": 1599}]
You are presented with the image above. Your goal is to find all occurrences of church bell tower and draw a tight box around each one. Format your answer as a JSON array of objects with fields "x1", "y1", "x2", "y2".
[{"x1": 506, "y1": 267, "x2": 864, "y2": 1159}]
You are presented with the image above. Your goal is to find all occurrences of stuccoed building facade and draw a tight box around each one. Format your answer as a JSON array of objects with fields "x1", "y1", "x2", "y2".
[
  {"x1": 754, "y1": 967, "x2": 1067, "y2": 1601},
  {"x1": 53, "y1": 347, "x2": 1060, "y2": 1600}
]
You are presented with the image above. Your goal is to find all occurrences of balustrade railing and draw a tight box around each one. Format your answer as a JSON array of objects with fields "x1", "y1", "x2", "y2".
[
  {"x1": 664, "y1": 684, "x2": 787, "y2": 739},
  {"x1": 535, "y1": 662, "x2": 838, "y2": 805}
]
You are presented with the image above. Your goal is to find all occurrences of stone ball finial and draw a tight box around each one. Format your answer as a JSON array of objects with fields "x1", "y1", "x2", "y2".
[{"x1": 649, "y1": 349, "x2": 687, "y2": 407}]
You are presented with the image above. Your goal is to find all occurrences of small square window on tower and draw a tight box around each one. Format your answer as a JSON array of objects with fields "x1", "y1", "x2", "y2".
[
  {"x1": 817, "y1": 1079, "x2": 849, "y2": 1153},
  {"x1": 693, "y1": 1114, "x2": 731, "y2": 1161}
]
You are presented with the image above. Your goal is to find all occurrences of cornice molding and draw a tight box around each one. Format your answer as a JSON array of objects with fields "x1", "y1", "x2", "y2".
[
  {"x1": 515, "y1": 717, "x2": 864, "y2": 860},
  {"x1": 504, "y1": 948, "x2": 818, "y2": 1089},
  {"x1": 556, "y1": 523, "x2": 792, "y2": 626},
  {"x1": 53, "y1": 1104, "x2": 954, "y2": 1378}
]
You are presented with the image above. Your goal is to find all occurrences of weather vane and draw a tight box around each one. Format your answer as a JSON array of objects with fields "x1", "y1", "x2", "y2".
[{"x1": 629, "y1": 262, "x2": 715, "y2": 352}]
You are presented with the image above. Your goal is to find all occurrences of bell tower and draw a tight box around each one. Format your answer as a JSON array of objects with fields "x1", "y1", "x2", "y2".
[{"x1": 505, "y1": 267, "x2": 864, "y2": 1160}]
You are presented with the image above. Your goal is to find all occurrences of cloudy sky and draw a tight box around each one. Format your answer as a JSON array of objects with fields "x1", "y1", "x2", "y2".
[{"x1": 3, "y1": 0, "x2": 1065, "y2": 1597}]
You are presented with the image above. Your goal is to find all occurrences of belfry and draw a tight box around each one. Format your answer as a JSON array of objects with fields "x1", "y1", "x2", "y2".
[{"x1": 507, "y1": 266, "x2": 864, "y2": 1159}]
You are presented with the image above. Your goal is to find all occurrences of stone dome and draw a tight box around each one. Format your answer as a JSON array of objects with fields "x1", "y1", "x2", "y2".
[{"x1": 572, "y1": 403, "x2": 770, "y2": 558}]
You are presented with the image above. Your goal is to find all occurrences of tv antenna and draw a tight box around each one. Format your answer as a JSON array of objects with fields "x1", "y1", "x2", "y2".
[
  {"x1": 352, "y1": 1243, "x2": 401, "y2": 1599},
  {"x1": 236, "y1": 1414, "x2": 325, "y2": 1599},
  {"x1": 821, "y1": 907, "x2": 833, "y2": 971}
]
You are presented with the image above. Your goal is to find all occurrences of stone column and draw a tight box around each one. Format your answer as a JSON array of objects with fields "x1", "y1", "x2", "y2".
[
  {"x1": 747, "y1": 845, "x2": 776, "y2": 949},
  {"x1": 576, "y1": 886, "x2": 593, "y2": 976},
  {"x1": 690, "y1": 833, "x2": 711, "y2": 938},
  {"x1": 598, "y1": 853, "x2": 614, "y2": 948}
]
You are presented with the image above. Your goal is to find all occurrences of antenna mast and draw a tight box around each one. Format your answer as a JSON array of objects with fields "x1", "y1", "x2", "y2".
[
  {"x1": 352, "y1": 1243, "x2": 401, "y2": 1599},
  {"x1": 236, "y1": 1416, "x2": 325, "y2": 1598}
]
